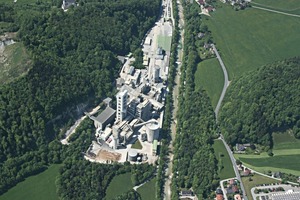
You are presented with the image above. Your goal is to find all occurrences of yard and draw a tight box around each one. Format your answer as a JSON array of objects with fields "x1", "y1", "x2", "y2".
[
  {"x1": 234, "y1": 132, "x2": 300, "y2": 176},
  {"x1": 213, "y1": 140, "x2": 235, "y2": 180},
  {"x1": 242, "y1": 174, "x2": 279, "y2": 200},
  {"x1": 105, "y1": 172, "x2": 133, "y2": 200},
  {"x1": 204, "y1": 3, "x2": 300, "y2": 80},
  {"x1": 0, "y1": 164, "x2": 60, "y2": 200},
  {"x1": 194, "y1": 58, "x2": 224, "y2": 109},
  {"x1": 132, "y1": 139, "x2": 143, "y2": 149},
  {"x1": 137, "y1": 177, "x2": 157, "y2": 200}
]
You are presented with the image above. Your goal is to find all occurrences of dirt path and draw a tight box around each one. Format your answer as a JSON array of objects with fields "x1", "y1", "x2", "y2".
[{"x1": 252, "y1": 5, "x2": 300, "y2": 18}]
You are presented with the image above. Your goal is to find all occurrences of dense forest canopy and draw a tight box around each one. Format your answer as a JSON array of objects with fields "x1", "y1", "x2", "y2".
[
  {"x1": 219, "y1": 57, "x2": 300, "y2": 147},
  {"x1": 0, "y1": 0, "x2": 161, "y2": 194}
]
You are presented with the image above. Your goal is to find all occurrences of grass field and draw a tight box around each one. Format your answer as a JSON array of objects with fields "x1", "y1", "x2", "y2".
[
  {"x1": 0, "y1": 0, "x2": 51, "y2": 4},
  {"x1": 234, "y1": 132, "x2": 300, "y2": 176},
  {"x1": 157, "y1": 35, "x2": 172, "y2": 52},
  {"x1": 213, "y1": 140, "x2": 235, "y2": 180},
  {"x1": 0, "y1": 165, "x2": 60, "y2": 200},
  {"x1": 132, "y1": 139, "x2": 143, "y2": 149},
  {"x1": 0, "y1": 42, "x2": 32, "y2": 84},
  {"x1": 251, "y1": 0, "x2": 300, "y2": 14},
  {"x1": 205, "y1": 3, "x2": 300, "y2": 80},
  {"x1": 105, "y1": 173, "x2": 133, "y2": 200},
  {"x1": 137, "y1": 178, "x2": 157, "y2": 200},
  {"x1": 194, "y1": 58, "x2": 224, "y2": 108},
  {"x1": 242, "y1": 174, "x2": 279, "y2": 200}
]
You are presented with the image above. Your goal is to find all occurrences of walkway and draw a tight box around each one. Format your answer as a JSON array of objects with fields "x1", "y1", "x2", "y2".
[
  {"x1": 252, "y1": 5, "x2": 300, "y2": 18},
  {"x1": 212, "y1": 44, "x2": 229, "y2": 118}
]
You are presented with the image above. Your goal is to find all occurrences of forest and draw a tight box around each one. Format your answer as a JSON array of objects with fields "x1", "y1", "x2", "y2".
[
  {"x1": 219, "y1": 57, "x2": 300, "y2": 147},
  {"x1": 0, "y1": 0, "x2": 160, "y2": 195},
  {"x1": 171, "y1": 1, "x2": 219, "y2": 199}
]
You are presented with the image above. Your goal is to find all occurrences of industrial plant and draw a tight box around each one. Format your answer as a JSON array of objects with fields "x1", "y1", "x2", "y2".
[{"x1": 83, "y1": 13, "x2": 172, "y2": 164}]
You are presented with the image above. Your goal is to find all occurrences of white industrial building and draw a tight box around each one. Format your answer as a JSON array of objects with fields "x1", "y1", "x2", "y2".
[{"x1": 116, "y1": 90, "x2": 128, "y2": 122}]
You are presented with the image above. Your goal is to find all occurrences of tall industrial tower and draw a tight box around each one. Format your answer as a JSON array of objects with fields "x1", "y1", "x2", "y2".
[{"x1": 116, "y1": 90, "x2": 128, "y2": 122}]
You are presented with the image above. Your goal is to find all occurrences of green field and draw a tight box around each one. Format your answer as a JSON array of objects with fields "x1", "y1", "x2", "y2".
[
  {"x1": 242, "y1": 174, "x2": 279, "y2": 200},
  {"x1": 137, "y1": 178, "x2": 157, "y2": 200},
  {"x1": 251, "y1": 0, "x2": 300, "y2": 14},
  {"x1": 105, "y1": 173, "x2": 133, "y2": 200},
  {"x1": 0, "y1": 0, "x2": 51, "y2": 4},
  {"x1": 0, "y1": 42, "x2": 32, "y2": 84},
  {"x1": 0, "y1": 164, "x2": 60, "y2": 200},
  {"x1": 205, "y1": 3, "x2": 300, "y2": 80},
  {"x1": 234, "y1": 132, "x2": 300, "y2": 176},
  {"x1": 157, "y1": 35, "x2": 172, "y2": 52},
  {"x1": 132, "y1": 139, "x2": 143, "y2": 149},
  {"x1": 194, "y1": 58, "x2": 224, "y2": 108},
  {"x1": 213, "y1": 140, "x2": 235, "y2": 180}
]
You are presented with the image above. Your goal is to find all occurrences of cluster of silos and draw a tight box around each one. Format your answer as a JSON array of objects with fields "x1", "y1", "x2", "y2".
[
  {"x1": 128, "y1": 149, "x2": 138, "y2": 161},
  {"x1": 146, "y1": 120, "x2": 160, "y2": 142}
]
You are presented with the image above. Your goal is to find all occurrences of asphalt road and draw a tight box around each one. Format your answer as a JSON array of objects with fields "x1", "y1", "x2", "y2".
[
  {"x1": 220, "y1": 135, "x2": 248, "y2": 200},
  {"x1": 212, "y1": 44, "x2": 229, "y2": 119}
]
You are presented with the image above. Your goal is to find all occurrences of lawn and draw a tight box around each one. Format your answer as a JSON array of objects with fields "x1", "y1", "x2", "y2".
[
  {"x1": 242, "y1": 174, "x2": 279, "y2": 200},
  {"x1": 137, "y1": 178, "x2": 157, "y2": 200},
  {"x1": 0, "y1": 164, "x2": 60, "y2": 200},
  {"x1": 132, "y1": 139, "x2": 143, "y2": 149},
  {"x1": 194, "y1": 58, "x2": 224, "y2": 109},
  {"x1": 105, "y1": 173, "x2": 133, "y2": 200},
  {"x1": 205, "y1": 3, "x2": 300, "y2": 80},
  {"x1": 213, "y1": 140, "x2": 235, "y2": 180},
  {"x1": 251, "y1": 0, "x2": 300, "y2": 14},
  {"x1": 0, "y1": 42, "x2": 32, "y2": 84}
]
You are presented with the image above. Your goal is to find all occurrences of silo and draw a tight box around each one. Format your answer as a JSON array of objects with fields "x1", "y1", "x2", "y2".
[
  {"x1": 128, "y1": 149, "x2": 138, "y2": 162},
  {"x1": 146, "y1": 120, "x2": 160, "y2": 143},
  {"x1": 153, "y1": 66, "x2": 160, "y2": 83}
]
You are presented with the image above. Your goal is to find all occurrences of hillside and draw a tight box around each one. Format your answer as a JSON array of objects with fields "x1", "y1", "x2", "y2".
[{"x1": 219, "y1": 57, "x2": 300, "y2": 147}]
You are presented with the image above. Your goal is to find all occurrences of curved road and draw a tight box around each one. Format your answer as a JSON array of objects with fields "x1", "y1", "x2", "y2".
[{"x1": 212, "y1": 44, "x2": 229, "y2": 118}]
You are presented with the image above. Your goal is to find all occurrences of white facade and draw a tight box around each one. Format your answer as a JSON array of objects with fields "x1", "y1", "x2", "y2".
[{"x1": 116, "y1": 90, "x2": 128, "y2": 122}]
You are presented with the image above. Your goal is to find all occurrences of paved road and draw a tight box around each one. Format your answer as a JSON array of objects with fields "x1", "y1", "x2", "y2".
[
  {"x1": 212, "y1": 44, "x2": 229, "y2": 119},
  {"x1": 252, "y1": 5, "x2": 300, "y2": 18},
  {"x1": 219, "y1": 136, "x2": 248, "y2": 200}
]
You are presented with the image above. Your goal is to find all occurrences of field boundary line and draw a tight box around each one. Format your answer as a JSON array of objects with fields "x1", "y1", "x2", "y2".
[{"x1": 252, "y1": 6, "x2": 300, "y2": 18}]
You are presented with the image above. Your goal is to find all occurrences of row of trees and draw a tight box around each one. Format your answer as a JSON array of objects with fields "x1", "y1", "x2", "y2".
[
  {"x1": 219, "y1": 57, "x2": 300, "y2": 147},
  {"x1": 171, "y1": 1, "x2": 219, "y2": 199},
  {"x1": 0, "y1": 0, "x2": 160, "y2": 194}
]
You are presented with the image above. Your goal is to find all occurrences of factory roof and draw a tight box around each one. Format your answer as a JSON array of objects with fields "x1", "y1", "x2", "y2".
[
  {"x1": 95, "y1": 107, "x2": 116, "y2": 124},
  {"x1": 271, "y1": 191, "x2": 300, "y2": 200}
]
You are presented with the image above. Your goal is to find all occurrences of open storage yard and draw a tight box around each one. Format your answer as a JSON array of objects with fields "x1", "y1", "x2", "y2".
[{"x1": 204, "y1": 2, "x2": 300, "y2": 80}]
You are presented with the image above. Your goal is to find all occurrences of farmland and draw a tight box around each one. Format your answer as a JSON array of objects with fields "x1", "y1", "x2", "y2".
[
  {"x1": 105, "y1": 173, "x2": 133, "y2": 199},
  {"x1": 137, "y1": 178, "x2": 157, "y2": 200},
  {"x1": 204, "y1": 3, "x2": 300, "y2": 80},
  {"x1": 235, "y1": 132, "x2": 300, "y2": 176},
  {"x1": 213, "y1": 140, "x2": 235, "y2": 180},
  {"x1": 194, "y1": 58, "x2": 224, "y2": 109},
  {"x1": 0, "y1": 165, "x2": 60, "y2": 200},
  {"x1": 251, "y1": 0, "x2": 300, "y2": 14}
]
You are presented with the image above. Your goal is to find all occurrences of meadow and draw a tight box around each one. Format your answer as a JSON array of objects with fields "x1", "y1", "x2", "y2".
[
  {"x1": 213, "y1": 140, "x2": 235, "y2": 180},
  {"x1": 105, "y1": 173, "x2": 133, "y2": 200},
  {"x1": 137, "y1": 178, "x2": 157, "y2": 200},
  {"x1": 194, "y1": 58, "x2": 224, "y2": 109},
  {"x1": 0, "y1": 42, "x2": 32, "y2": 84},
  {"x1": 204, "y1": 3, "x2": 300, "y2": 80},
  {"x1": 251, "y1": 0, "x2": 300, "y2": 14},
  {"x1": 0, "y1": 165, "x2": 60, "y2": 200},
  {"x1": 242, "y1": 174, "x2": 279, "y2": 200},
  {"x1": 234, "y1": 132, "x2": 300, "y2": 176}
]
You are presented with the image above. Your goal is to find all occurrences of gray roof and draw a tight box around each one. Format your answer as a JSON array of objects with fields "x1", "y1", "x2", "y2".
[{"x1": 95, "y1": 107, "x2": 116, "y2": 123}]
